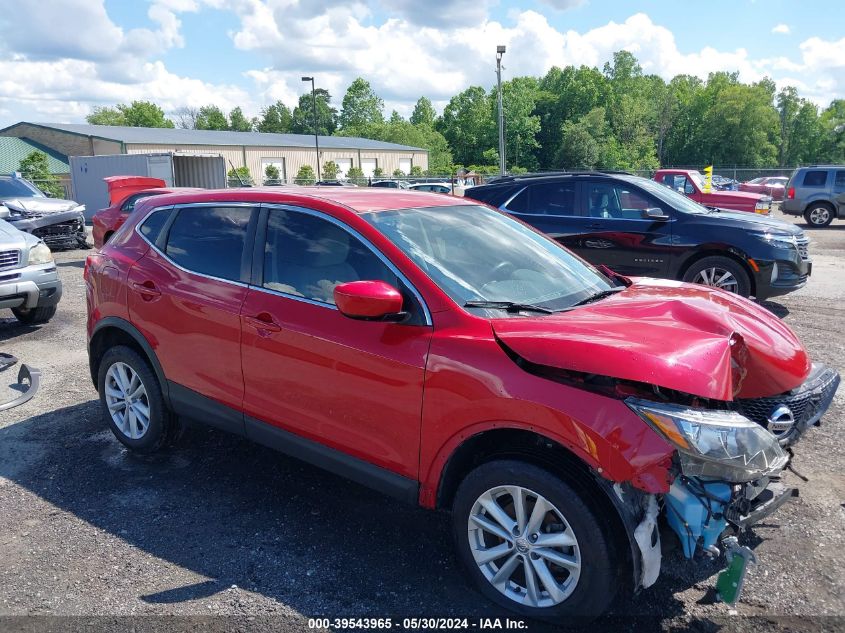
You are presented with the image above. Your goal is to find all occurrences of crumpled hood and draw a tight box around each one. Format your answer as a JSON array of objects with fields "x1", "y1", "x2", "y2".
[
  {"x1": 492, "y1": 279, "x2": 810, "y2": 401},
  {"x1": 1, "y1": 197, "x2": 80, "y2": 216}
]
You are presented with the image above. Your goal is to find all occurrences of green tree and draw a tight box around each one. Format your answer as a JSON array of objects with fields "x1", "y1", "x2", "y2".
[
  {"x1": 410, "y1": 165, "x2": 423, "y2": 176},
  {"x1": 229, "y1": 106, "x2": 254, "y2": 132},
  {"x1": 393, "y1": 168, "x2": 405, "y2": 177},
  {"x1": 410, "y1": 97, "x2": 437, "y2": 127},
  {"x1": 294, "y1": 164, "x2": 316, "y2": 185},
  {"x1": 495, "y1": 76, "x2": 541, "y2": 170},
  {"x1": 195, "y1": 105, "x2": 229, "y2": 130},
  {"x1": 227, "y1": 166, "x2": 252, "y2": 186},
  {"x1": 258, "y1": 101, "x2": 293, "y2": 133},
  {"x1": 556, "y1": 120, "x2": 598, "y2": 169},
  {"x1": 820, "y1": 99, "x2": 845, "y2": 163},
  {"x1": 438, "y1": 86, "x2": 494, "y2": 166},
  {"x1": 323, "y1": 160, "x2": 339, "y2": 180},
  {"x1": 372, "y1": 167, "x2": 384, "y2": 178},
  {"x1": 264, "y1": 163, "x2": 281, "y2": 183},
  {"x1": 290, "y1": 89, "x2": 338, "y2": 136},
  {"x1": 347, "y1": 166, "x2": 365, "y2": 185},
  {"x1": 18, "y1": 151, "x2": 63, "y2": 197},
  {"x1": 86, "y1": 101, "x2": 174, "y2": 128},
  {"x1": 339, "y1": 77, "x2": 384, "y2": 132}
]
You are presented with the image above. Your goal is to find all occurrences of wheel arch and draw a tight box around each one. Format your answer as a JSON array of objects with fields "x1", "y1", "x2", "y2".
[
  {"x1": 434, "y1": 427, "x2": 639, "y2": 591},
  {"x1": 88, "y1": 317, "x2": 170, "y2": 405},
  {"x1": 677, "y1": 248, "x2": 757, "y2": 297},
  {"x1": 804, "y1": 199, "x2": 837, "y2": 217}
]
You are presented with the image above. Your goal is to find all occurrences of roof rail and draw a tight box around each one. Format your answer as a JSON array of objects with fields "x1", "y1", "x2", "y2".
[{"x1": 486, "y1": 169, "x2": 633, "y2": 183}]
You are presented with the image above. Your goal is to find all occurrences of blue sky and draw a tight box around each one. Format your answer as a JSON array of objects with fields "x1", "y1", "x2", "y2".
[{"x1": 1, "y1": 0, "x2": 843, "y2": 126}]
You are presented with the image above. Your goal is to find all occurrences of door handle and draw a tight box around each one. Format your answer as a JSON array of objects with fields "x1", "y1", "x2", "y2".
[
  {"x1": 244, "y1": 313, "x2": 282, "y2": 333},
  {"x1": 131, "y1": 281, "x2": 161, "y2": 299}
]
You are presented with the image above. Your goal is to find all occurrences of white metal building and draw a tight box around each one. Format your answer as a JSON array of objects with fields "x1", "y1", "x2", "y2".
[{"x1": 0, "y1": 122, "x2": 428, "y2": 183}]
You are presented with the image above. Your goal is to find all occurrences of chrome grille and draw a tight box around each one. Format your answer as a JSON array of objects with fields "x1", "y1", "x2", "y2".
[
  {"x1": 733, "y1": 366, "x2": 839, "y2": 446},
  {"x1": 795, "y1": 237, "x2": 810, "y2": 260},
  {"x1": 0, "y1": 249, "x2": 20, "y2": 270}
]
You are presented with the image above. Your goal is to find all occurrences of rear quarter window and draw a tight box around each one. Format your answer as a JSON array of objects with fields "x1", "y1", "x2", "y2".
[
  {"x1": 802, "y1": 170, "x2": 828, "y2": 187},
  {"x1": 139, "y1": 208, "x2": 171, "y2": 243}
]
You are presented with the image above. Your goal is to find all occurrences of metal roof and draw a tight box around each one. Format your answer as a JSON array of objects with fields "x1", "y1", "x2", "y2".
[
  {"x1": 0, "y1": 137, "x2": 69, "y2": 173},
  {"x1": 9, "y1": 122, "x2": 426, "y2": 152}
]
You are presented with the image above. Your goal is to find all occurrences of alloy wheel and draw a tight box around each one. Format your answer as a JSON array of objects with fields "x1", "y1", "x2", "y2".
[
  {"x1": 692, "y1": 267, "x2": 740, "y2": 293},
  {"x1": 809, "y1": 207, "x2": 831, "y2": 225},
  {"x1": 104, "y1": 362, "x2": 150, "y2": 440},
  {"x1": 467, "y1": 485, "x2": 581, "y2": 608}
]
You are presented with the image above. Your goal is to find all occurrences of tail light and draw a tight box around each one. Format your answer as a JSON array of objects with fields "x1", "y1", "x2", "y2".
[{"x1": 787, "y1": 187, "x2": 795, "y2": 199}]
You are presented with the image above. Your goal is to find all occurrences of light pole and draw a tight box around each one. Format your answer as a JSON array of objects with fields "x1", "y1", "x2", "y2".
[
  {"x1": 301, "y1": 76, "x2": 321, "y2": 182},
  {"x1": 496, "y1": 46, "x2": 507, "y2": 176}
]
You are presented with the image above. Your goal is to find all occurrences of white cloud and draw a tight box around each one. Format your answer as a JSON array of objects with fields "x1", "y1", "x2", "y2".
[
  {"x1": 772, "y1": 23, "x2": 790, "y2": 35},
  {"x1": 1, "y1": 2, "x2": 844, "y2": 128}
]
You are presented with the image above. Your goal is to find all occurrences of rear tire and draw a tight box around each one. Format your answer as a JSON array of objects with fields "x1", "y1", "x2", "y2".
[
  {"x1": 452, "y1": 460, "x2": 618, "y2": 624},
  {"x1": 804, "y1": 203, "x2": 834, "y2": 227},
  {"x1": 97, "y1": 345, "x2": 176, "y2": 453},
  {"x1": 682, "y1": 255, "x2": 751, "y2": 297},
  {"x1": 12, "y1": 305, "x2": 57, "y2": 324}
]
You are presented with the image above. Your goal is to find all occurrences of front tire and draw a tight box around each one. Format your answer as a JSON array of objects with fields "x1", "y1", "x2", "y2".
[
  {"x1": 804, "y1": 203, "x2": 834, "y2": 227},
  {"x1": 12, "y1": 305, "x2": 57, "y2": 324},
  {"x1": 682, "y1": 255, "x2": 751, "y2": 297},
  {"x1": 452, "y1": 460, "x2": 619, "y2": 623},
  {"x1": 97, "y1": 345, "x2": 176, "y2": 453}
]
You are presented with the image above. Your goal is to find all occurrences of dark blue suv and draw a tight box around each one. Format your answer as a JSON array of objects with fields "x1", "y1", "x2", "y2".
[{"x1": 465, "y1": 172, "x2": 811, "y2": 300}]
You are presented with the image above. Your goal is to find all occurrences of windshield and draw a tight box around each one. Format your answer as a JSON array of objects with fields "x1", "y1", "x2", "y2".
[
  {"x1": 362, "y1": 204, "x2": 614, "y2": 315},
  {"x1": 632, "y1": 176, "x2": 711, "y2": 215},
  {"x1": 0, "y1": 178, "x2": 43, "y2": 199}
]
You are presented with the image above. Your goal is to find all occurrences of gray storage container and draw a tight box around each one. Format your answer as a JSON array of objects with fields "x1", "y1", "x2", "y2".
[{"x1": 70, "y1": 153, "x2": 226, "y2": 220}]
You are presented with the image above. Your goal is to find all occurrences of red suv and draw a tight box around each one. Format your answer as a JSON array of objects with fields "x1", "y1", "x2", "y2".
[{"x1": 85, "y1": 188, "x2": 839, "y2": 621}]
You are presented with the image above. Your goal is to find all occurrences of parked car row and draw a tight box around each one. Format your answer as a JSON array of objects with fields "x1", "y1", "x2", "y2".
[
  {"x1": 464, "y1": 171, "x2": 810, "y2": 300},
  {"x1": 84, "y1": 186, "x2": 839, "y2": 623}
]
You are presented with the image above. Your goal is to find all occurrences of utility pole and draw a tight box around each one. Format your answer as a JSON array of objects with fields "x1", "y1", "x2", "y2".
[
  {"x1": 496, "y1": 45, "x2": 507, "y2": 176},
  {"x1": 301, "y1": 76, "x2": 321, "y2": 181}
]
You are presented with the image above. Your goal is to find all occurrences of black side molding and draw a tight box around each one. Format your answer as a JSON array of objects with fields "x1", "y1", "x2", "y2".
[
  {"x1": 245, "y1": 416, "x2": 419, "y2": 505},
  {"x1": 168, "y1": 382, "x2": 246, "y2": 437}
]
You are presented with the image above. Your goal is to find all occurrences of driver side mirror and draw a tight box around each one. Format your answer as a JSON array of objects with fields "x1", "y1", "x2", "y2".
[
  {"x1": 334, "y1": 280, "x2": 406, "y2": 322},
  {"x1": 642, "y1": 207, "x2": 669, "y2": 221}
]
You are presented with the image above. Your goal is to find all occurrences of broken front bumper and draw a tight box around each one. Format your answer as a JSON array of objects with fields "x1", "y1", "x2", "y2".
[{"x1": 10, "y1": 211, "x2": 87, "y2": 250}]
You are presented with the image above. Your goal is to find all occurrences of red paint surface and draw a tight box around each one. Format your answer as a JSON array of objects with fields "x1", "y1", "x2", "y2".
[
  {"x1": 653, "y1": 169, "x2": 769, "y2": 213},
  {"x1": 334, "y1": 280, "x2": 404, "y2": 318},
  {"x1": 87, "y1": 188, "x2": 816, "y2": 510},
  {"x1": 104, "y1": 176, "x2": 166, "y2": 205}
]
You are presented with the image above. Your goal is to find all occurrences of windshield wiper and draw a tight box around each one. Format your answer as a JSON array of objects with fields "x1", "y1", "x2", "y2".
[
  {"x1": 569, "y1": 286, "x2": 626, "y2": 307},
  {"x1": 463, "y1": 300, "x2": 555, "y2": 314}
]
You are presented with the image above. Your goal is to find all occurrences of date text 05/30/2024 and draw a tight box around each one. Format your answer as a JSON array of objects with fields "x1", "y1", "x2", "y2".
[{"x1": 307, "y1": 618, "x2": 528, "y2": 630}]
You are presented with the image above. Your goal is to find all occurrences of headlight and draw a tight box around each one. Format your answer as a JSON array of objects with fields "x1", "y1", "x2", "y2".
[
  {"x1": 626, "y1": 398, "x2": 788, "y2": 482},
  {"x1": 28, "y1": 242, "x2": 53, "y2": 265},
  {"x1": 72, "y1": 204, "x2": 86, "y2": 213},
  {"x1": 760, "y1": 233, "x2": 796, "y2": 250}
]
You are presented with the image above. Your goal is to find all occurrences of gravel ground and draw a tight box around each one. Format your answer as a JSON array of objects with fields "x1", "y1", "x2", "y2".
[{"x1": 0, "y1": 212, "x2": 843, "y2": 633}]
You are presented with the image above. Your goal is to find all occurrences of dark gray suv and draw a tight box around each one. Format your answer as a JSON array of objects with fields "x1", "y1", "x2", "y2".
[{"x1": 782, "y1": 166, "x2": 845, "y2": 227}]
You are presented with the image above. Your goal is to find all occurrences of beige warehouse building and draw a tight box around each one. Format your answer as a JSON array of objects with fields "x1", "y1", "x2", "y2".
[{"x1": 0, "y1": 122, "x2": 429, "y2": 183}]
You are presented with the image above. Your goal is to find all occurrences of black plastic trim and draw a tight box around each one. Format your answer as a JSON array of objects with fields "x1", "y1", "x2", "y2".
[
  {"x1": 245, "y1": 415, "x2": 419, "y2": 504},
  {"x1": 88, "y1": 317, "x2": 170, "y2": 403},
  {"x1": 168, "y1": 381, "x2": 246, "y2": 436}
]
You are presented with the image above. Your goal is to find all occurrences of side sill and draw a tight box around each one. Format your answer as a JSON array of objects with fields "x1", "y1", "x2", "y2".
[
  {"x1": 168, "y1": 381, "x2": 246, "y2": 436},
  {"x1": 245, "y1": 416, "x2": 419, "y2": 505}
]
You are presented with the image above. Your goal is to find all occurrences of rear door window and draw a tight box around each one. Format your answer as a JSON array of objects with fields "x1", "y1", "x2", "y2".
[
  {"x1": 834, "y1": 171, "x2": 845, "y2": 188},
  {"x1": 504, "y1": 182, "x2": 578, "y2": 216},
  {"x1": 164, "y1": 205, "x2": 254, "y2": 282},
  {"x1": 802, "y1": 170, "x2": 828, "y2": 187}
]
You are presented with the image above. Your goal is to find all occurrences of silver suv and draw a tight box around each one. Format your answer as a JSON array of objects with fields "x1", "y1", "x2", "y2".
[
  {"x1": 0, "y1": 213, "x2": 62, "y2": 324},
  {"x1": 782, "y1": 165, "x2": 845, "y2": 227}
]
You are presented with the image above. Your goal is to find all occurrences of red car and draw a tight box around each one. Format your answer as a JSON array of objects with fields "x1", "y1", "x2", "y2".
[
  {"x1": 85, "y1": 188, "x2": 838, "y2": 621},
  {"x1": 91, "y1": 176, "x2": 200, "y2": 248},
  {"x1": 739, "y1": 176, "x2": 789, "y2": 201},
  {"x1": 653, "y1": 169, "x2": 772, "y2": 214}
]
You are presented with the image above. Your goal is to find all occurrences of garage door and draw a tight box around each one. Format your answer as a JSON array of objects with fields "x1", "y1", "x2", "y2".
[
  {"x1": 399, "y1": 158, "x2": 411, "y2": 175},
  {"x1": 361, "y1": 159, "x2": 377, "y2": 177},
  {"x1": 335, "y1": 158, "x2": 352, "y2": 178}
]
